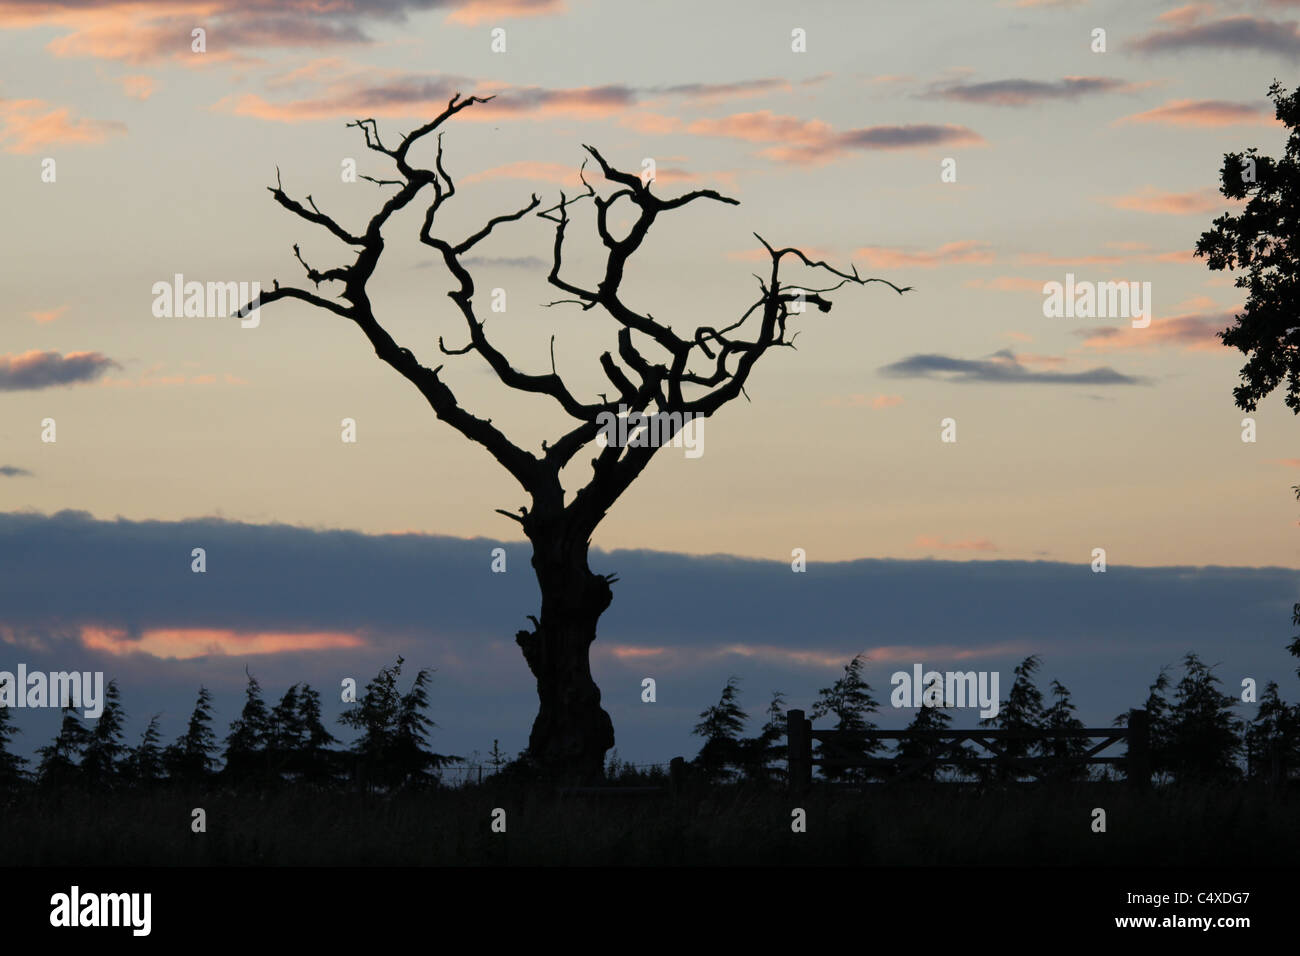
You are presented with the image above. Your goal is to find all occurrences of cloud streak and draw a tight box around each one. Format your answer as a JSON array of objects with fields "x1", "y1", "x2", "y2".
[
  {"x1": 879, "y1": 349, "x2": 1146, "y2": 385},
  {"x1": 1115, "y1": 98, "x2": 1275, "y2": 127},
  {"x1": 923, "y1": 76, "x2": 1133, "y2": 106},
  {"x1": 0, "y1": 350, "x2": 118, "y2": 391},
  {"x1": 0, "y1": 98, "x2": 124, "y2": 153},
  {"x1": 1132, "y1": 15, "x2": 1300, "y2": 57}
]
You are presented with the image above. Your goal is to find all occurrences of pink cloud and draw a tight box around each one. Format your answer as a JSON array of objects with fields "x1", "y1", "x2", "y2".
[
  {"x1": 82, "y1": 626, "x2": 366, "y2": 660},
  {"x1": 119, "y1": 74, "x2": 154, "y2": 100},
  {"x1": 1106, "y1": 186, "x2": 1232, "y2": 215},
  {"x1": 1076, "y1": 309, "x2": 1236, "y2": 352},
  {"x1": 857, "y1": 240, "x2": 994, "y2": 269},
  {"x1": 965, "y1": 277, "x2": 1042, "y2": 292},
  {"x1": 820, "y1": 393, "x2": 904, "y2": 409},
  {"x1": 685, "y1": 109, "x2": 983, "y2": 165},
  {"x1": 445, "y1": 0, "x2": 567, "y2": 25},
  {"x1": 28, "y1": 305, "x2": 68, "y2": 323},
  {"x1": 0, "y1": 98, "x2": 125, "y2": 153},
  {"x1": 1116, "y1": 98, "x2": 1276, "y2": 128}
]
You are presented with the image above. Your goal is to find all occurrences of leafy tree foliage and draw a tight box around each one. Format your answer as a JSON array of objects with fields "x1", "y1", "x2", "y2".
[{"x1": 1195, "y1": 81, "x2": 1300, "y2": 413}]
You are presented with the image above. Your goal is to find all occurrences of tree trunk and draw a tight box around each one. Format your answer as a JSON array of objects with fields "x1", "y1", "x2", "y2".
[{"x1": 514, "y1": 529, "x2": 615, "y2": 782}]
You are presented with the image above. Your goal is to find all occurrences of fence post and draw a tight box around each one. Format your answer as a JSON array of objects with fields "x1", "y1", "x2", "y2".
[
  {"x1": 787, "y1": 709, "x2": 812, "y2": 792},
  {"x1": 1127, "y1": 708, "x2": 1150, "y2": 789},
  {"x1": 669, "y1": 756, "x2": 685, "y2": 795}
]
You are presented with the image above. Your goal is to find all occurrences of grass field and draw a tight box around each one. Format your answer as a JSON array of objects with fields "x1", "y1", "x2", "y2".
[{"x1": 2, "y1": 781, "x2": 1294, "y2": 866}]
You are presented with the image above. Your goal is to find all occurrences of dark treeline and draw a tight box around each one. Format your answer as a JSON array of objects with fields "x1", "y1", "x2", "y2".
[
  {"x1": 687, "y1": 652, "x2": 1300, "y2": 787},
  {"x1": 3, "y1": 651, "x2": 1298, "y2": 794},
  {"x1": 0, "y1": 657, "x2": 460, "y2": 794}
]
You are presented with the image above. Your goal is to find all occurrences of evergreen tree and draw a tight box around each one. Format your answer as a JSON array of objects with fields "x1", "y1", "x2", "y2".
[
  {"x1": 692, "y1": 676, "x2": 747, "y2": 783},
  {"x1": 392, "y1": 666, "x2": 456, "y2": 788},
  {"x1": 736, "y1": 690, "x2": 787, "y2": 785},
  {"x1": 295, "y1": 684, "x2": 338, "y2": 785},
  {"x1": 222, "y1": 670, "x2": 270, "y2": 787},
  {"x1": 897, "y1": 704, "x2": 956, "y2": 782},
  {"x1": 340, "y1": 658, "x2": 453, "y2": 791},
  {"x1": 980, "y1": 655, "x2": 1046, "y2": 783},
  {"x1": 164, "y1": 687, "x2": 218, "y2": 785},
  {"x1": 0, "y1": 703, "x2": 28, "y2": 790},
  {"x1": 36, "y1": 707, "x2": 91, "y2": 789},
  {"x1": 811, "y1": 655, "x2": 881, "y2": 781},
  {"x1": 80, "y1": 680, "x2": 127, "y2": 789},
  {"x1": 1244, "y1": 681, "x2": 1297, "y2": 782},
  {"x1": 1115, "y1": 667, "x2": 1174, "y2": 783},
  {"x1": 1166, "y1": 654, "x2": 1242, "y2": 784},
  {"x1": 127, "y1": 715, "x2": 165, "y2": 787},
  {"x1": 1041, "y1": 678, "x2": 1089, "y2": 782},
  {"x1": 267, "y1": 683, "x2": 304, "y2": 781}
]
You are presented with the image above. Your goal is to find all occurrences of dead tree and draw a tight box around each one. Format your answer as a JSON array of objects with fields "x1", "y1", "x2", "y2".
[{"x1": 239, "y1": 93, "x2": 908, "y2": 782}]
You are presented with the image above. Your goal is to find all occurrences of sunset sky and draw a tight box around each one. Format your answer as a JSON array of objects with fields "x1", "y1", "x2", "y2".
[{"x1": 3, "y1": 0, "x2": 1299, "y2": 765}]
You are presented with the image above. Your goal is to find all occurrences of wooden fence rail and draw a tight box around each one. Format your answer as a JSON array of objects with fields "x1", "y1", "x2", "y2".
[{"x1": 785, "y1": 707, "x2": 1150, "y2": 790}]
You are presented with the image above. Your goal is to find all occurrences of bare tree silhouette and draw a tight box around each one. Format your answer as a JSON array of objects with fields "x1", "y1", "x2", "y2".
[{"x1": 239, "y1": 93, "x2": 907, "y2": 780}]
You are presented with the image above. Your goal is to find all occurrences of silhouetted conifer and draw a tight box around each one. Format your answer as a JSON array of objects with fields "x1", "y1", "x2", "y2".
[
  {"x1": 127, "y1": 715, "x2": 165, "y2": 787},
  {"x1": 1166, "y1": 654, "x2": 1242, "y2": 783},
  {"x1": 811, "y1": 655, "x2": 880, "y2": 781},
  {"x1": 736, "y1": 690, "x2": 787, "y2": 785},
  {"x1": 81, "y1": 680, "x2": 126, "y2": 789},
  {"x1": 164, "y1": 687, "x2": 218, "y2": 785},
  {"x1": 1041, "y1": 679, "x2": 1090, "y2": 781},
  {"x1": 223, "y1": 670, "x2": 270, "y2": 786},
  {"x1": 340, "y1": 657, "x2": 454, "y2": 791},
  {"x1": 0, "y1": 703, "x2": 28, "y2": 790},
  {"x1": 692, "y1": 676, "x2": 747, "y2": 783},
  {"x1": 1244, "y1": 681, "x2": 1297, "y2": 781},
  {"x1": 36, "y1": 707, "x2": 90, "y2": 789},
  {"x1": 897, "y1": 704, "x2": 955, "y2": 782},
  {"x1": 295, "y1": 684, "x2": 339, "y2": 784},
  {"x1": 980, "y1": 655, "x2": 1046, "y2": 783}
]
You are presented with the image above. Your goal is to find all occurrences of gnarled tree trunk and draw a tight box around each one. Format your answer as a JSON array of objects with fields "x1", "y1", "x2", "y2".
[{"x1": 514, "y1": 524, "x2": 615, "y2": 782}]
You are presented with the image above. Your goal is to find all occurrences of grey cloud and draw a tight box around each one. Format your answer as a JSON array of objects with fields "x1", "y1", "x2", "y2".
[
  {"x1": 878, "y1": 349, "x2": 1146, "y2": 385},
  {"x1": 0, "y1": 511, "x2": 1296, "y2": 765},
  {"x1": 1132, "y1": 16, "x2": 1300, "y2": 57},
  {"x1": 923, "y1": 76, "x2": 1130, "y2": 106},
  {"x1": 0, "y1": 351, "x2": 118, "y2": 391}
]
